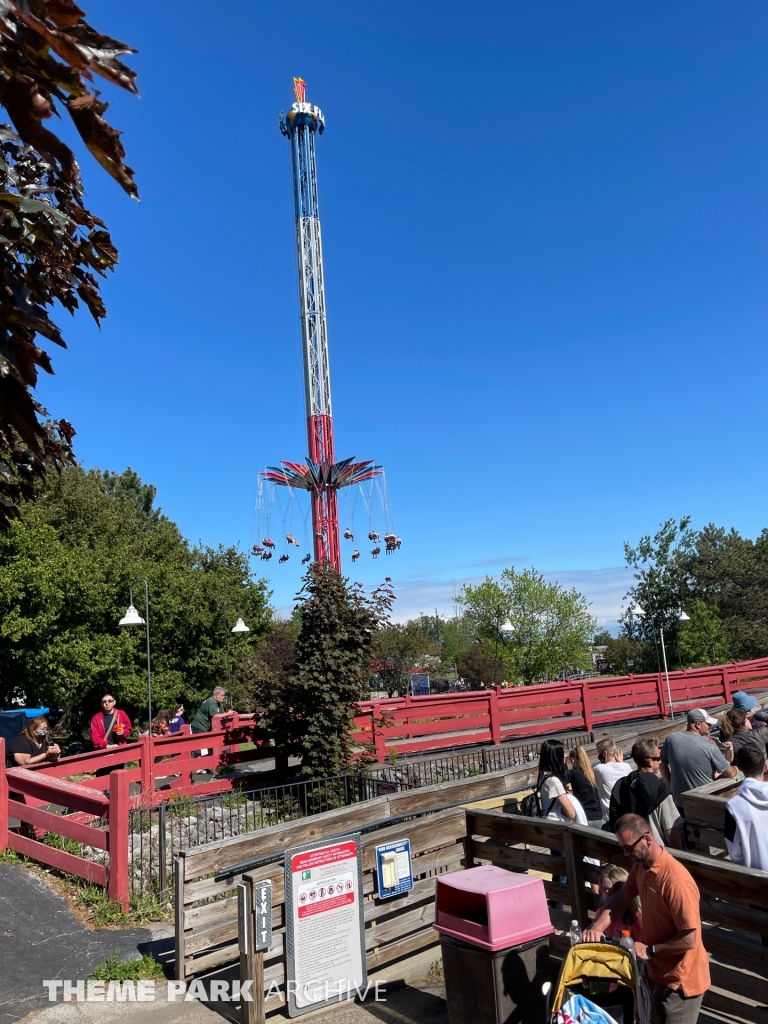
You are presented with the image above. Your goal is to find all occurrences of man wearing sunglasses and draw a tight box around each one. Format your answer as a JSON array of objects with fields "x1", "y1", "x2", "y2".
[
  {"x1": 584, "y1": 813, "x2": 709, "y2": 1024},
  {"x1": 89, "y1": 694, "x2": 132, "y2": 750},
  {"x1": 608, "y1": 737, "x2": 683, "y2": 848}
]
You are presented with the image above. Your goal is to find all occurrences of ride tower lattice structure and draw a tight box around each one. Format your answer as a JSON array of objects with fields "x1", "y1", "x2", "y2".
[{"x1": 264, "y1": 78, "x2": 382, "y2": 571}]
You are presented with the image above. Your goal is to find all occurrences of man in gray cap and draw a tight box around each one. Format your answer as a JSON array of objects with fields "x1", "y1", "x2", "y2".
[{"x1": 660, "y1": 708, "x2": 738, "y2": 814}]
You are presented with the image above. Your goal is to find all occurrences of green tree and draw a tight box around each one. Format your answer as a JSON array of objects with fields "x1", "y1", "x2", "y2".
[
  {"x1": 601, "y1": 635, "x2": 648, "y2": 676},
  {"x1": 620, "y1": 518, "x2": 696, "y2": 669},
  {"x1": 461, "y1": 568, "x2": 597, "y2": 684},
  {"x1": 457, "y1": 642, "x2": 504, "y2": 687},
  {"x1": 0, "y1": 466, "x2": 272, "y2": 731},
  {"x1": 269, "y1": 567, "x2": 393, "y2": 778},
  {"x1": 371, "y1": 621, "x2": 437, "y2": 696},
  {"x1": 0, "y1": 4, "x2": 138, "y2": 527},
  {"x1": 686, "y1": 525, "x2": 768, "y2": 661},
  {"x1": 677, "y1": 599, "x2": 734, "y2": 668}
]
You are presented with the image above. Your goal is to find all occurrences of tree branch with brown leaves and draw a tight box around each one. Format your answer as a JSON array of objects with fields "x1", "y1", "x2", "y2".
[{"x1": 0, "y1": 0, "x2": 137, "y2": 527}]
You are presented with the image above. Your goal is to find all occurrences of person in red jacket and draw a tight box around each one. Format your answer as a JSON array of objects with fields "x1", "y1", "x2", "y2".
[{"x1": 89, "y1": 694, "x2": 132, "y2": 749}]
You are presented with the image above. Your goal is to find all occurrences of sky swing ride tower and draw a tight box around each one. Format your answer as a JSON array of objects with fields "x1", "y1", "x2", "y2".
[{"x1": 263, "y1": 79, "x2": 382, "y2": 571}]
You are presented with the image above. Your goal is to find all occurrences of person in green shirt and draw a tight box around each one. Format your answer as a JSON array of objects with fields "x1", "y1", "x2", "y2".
[
  {"x1": 190, "y1": 687, "x2": 226, "y2": 733},
  {"x1": 189, "y1": 686, "x2": 226, "y2": 764}
]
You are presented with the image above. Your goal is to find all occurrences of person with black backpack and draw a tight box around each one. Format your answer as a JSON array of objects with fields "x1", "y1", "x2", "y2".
[
  {"x1": 609, "y1": 737, "x2": 683, "y2": 848},
  {"x1": 535, "y1": 739, "x2": 588, "y2": 822}
]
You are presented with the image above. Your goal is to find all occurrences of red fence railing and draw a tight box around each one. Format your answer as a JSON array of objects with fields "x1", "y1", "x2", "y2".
[
  {"x1": 1, "y1": 658, "x2": 767, "y2": 905},
  {"x1": 351, "y1": 657, "x2": 768, "y2": 759},
  {"x1": 0, "y1": 713, "x2": 268, "y2": 909}
]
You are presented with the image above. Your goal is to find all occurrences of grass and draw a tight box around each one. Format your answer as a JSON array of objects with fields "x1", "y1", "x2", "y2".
[
  {"x1": 75, "y1": 884, "x2": 171, "y2": 925},
  {"x1": 222, "y1": 791, "x2": 248, "y2": 810},
  {"x1": 89, "y1": 947, "x2": 165, "y2": 982},
  {"x1": 44, "y1": 832, "x2": 85, "y2": 857}
]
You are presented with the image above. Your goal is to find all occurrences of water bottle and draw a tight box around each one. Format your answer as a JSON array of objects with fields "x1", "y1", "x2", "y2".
[
  {"x1": 620, "y1": 930, "x2": 635, "y2": 955},
  {"x1": 569, "y1": 920, "x2": 582, "y2": 945}
]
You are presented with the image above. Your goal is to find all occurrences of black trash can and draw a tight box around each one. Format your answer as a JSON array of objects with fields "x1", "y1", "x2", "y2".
[
  {"x1": 435, "y1": 864, "x2": 554, "y2": 1024},
  {"x1": 440, "y1": 931, "x2": 551, "y2": 1024}
]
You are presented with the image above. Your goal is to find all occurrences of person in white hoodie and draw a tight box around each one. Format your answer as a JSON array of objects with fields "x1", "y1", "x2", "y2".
[{"x1": 724, "y1": 742, "x2": 768, "y2": 870}]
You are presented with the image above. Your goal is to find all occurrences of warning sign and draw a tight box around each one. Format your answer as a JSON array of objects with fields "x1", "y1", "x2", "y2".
[{"x1": 285, "y1": 834, "x2": 366, "y2": 1017}]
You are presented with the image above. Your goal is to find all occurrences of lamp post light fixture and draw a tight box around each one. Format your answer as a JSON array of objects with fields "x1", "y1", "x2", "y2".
[
  {"x1": 221, "y1": 607, "x2": 250, "y2": 709},
  {"x1": 629, "y1": 603, "x2": 690, "y2": 722},
  {"x1": 119, "y1": 579, "x2": 152, "y2": 729}
]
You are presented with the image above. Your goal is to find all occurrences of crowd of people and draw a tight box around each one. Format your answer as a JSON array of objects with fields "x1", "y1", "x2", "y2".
[
  {"x1": 533, "y1": 691, "x2": 768, "y2": 1024},
  {"x1": 4, "y1": 687, "x2": 228, "y2": 768}
]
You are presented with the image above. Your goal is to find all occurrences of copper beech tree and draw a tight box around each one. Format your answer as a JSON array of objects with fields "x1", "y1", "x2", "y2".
[{"x1": 0, "y1": 0, "x2": 137, "y2": 526}]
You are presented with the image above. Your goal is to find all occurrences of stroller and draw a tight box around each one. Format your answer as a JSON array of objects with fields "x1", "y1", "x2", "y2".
[{"x1": 551, "y1": 942, "x2": 653, "y2": 1024}]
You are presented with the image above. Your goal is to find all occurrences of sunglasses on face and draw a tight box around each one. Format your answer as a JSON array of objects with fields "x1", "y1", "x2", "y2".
[
  {"x1": 620, "y1": 833, "x2": 651, "y2": 855},
  {"x1": 102, "y1": 699, "x2": 115, "y2": 705}
]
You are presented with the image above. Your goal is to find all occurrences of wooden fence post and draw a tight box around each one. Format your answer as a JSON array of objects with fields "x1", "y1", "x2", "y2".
[
  {"x1": 174, "y1": 855, "x2": 186, "y2": 980},
  {"x1": 139, "y1": 732, "x2": 154, "y2": 798},
  {"x1": 654, "y1": 671, "x2": 667, "y2": 719},
  {"x1": 581, "y1": 681, "x2": 593, "y2": 732},
  {"x1": 371, "y1": 715, "x2": 387, "y2": 763},
  {"x1": 108, "y1": 769, "x2": 130, "y2": 912},
  {"x1": 489, "y1": 687, "x2": 502, "y2": 745},
  {"x1": 239, "y1": 877, "x2": 257, "y2": 1024},
  {"x1": 721, "y1": 666, "x2": 731, "y2": 705},
  {"x1": 0, "y1": 738, "x2": 7, "y2": 851},
  {"x1": 563, "y1": 826, "x2": 590, "y2": 928}
]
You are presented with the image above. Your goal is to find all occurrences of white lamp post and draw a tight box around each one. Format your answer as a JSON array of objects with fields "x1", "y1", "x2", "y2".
[
  {"x1": 629, "y1": 603, "x2": 689, "y2": 721},
  {"x1": 222, "y1": 608, "x2": 250, "y2": 708},
  {"x1": 119, "y1": 579, "x2": 152, "y2": 728}
]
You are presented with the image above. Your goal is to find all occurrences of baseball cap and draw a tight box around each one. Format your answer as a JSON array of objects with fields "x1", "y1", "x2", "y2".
[
  {"x1": 687, "y1": 708, "x2": 718, "y2": 727},
  {"x1": 732, "y1": 691, "x2": 758, "y2": 712}
]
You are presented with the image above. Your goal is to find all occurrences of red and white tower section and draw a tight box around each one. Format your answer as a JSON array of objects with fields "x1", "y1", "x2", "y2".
[{"x1": 262, "y1": 79, "x2": 391, "y2": 571}]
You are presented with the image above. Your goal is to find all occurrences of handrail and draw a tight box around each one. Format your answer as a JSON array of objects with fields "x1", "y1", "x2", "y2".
[{"x1": 353, "y1": 656, "x2": 768, "y2": 757}]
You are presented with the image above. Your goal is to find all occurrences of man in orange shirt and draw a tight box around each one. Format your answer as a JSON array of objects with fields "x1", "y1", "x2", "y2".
[{"x1": 584, "y1": 813, "x2": 709, "y2": 1024}]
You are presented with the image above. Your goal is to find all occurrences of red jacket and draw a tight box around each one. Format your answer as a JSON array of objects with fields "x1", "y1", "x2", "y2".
[{"x1": 90, "y1": 709, "x2": 132, "y2": 749}]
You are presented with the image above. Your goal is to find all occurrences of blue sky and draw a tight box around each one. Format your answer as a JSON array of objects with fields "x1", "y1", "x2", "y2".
[{"x1": 37, "y1": 1, "x2": 767, "y2": 625}]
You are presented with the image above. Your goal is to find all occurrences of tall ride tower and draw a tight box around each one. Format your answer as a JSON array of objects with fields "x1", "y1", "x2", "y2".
[{"x1": 263, "y1": 79, "x2": 381, "y2": 571}]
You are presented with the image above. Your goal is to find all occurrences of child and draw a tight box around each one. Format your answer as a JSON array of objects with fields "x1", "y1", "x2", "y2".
[{"x1": 598, "y1": 865, "x2": 644, "y2": 943}]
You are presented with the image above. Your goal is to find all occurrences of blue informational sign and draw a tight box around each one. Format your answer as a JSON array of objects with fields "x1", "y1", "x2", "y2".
[
  {"x1": 411, "y1": 674, "x2": 430, "y2": 696},
  {"x1": 375, "y1": 839, "x2": 413, "y2": 900}
]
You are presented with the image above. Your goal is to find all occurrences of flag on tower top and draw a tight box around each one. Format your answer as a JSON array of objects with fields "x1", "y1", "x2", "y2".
[{"x1": 293, "y1": 77, "x2": 306, "y2": 103}]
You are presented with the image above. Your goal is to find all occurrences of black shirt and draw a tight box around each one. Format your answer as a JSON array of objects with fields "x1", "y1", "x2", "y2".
[
  {"x1": 6, "y1": 734, "x2": 47, "y2": 768},
  {"x1": 567, "y1": 766, "x2": 602, "y2": 820}
]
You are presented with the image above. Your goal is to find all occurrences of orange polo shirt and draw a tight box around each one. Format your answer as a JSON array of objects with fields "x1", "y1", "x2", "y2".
[{"x1": 624, "y1": 849, "x2": 710, "y2": 996}]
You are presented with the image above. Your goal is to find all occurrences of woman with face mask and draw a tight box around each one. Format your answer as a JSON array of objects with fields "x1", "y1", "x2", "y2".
[{"x1": 6, "y1": 716, "x2": 60, "y2": 767}]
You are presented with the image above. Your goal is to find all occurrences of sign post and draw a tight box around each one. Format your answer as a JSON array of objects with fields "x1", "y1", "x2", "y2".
[
  {"x1": 253, "y1": 879, "x2": 272, "y2": 1024},
  {"x1": 284, "y1": 833, "x2": 366, "y2": 1017},
  {"x1": 237, "y1": 883, "x2": 255, "y2": 1024}
]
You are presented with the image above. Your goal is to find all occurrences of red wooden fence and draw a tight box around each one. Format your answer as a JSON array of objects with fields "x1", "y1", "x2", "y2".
[
  {"x1": 0, "y1": 713, "x2": 269, "y2": 911},
  {"x1": 352, "y1": 657, "x2": 768, "y2": 759},
  {"x1": 1, "y1": 658, "x2": 767, "y2": 905}
]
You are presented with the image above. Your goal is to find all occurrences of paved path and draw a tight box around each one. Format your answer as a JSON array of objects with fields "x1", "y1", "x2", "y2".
[{"x1": 0, "y1": 864, "x2": 171, "y2": 1024}]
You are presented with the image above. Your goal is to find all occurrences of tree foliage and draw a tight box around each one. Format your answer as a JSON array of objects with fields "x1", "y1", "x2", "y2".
[
  {"x1": 461, "y1": 567, "x2": 597, "y2": 684},
  {"x1": 253, "y1": 566, "x2": 393, "y2": 778},
  {"x1": 0, "y1": 1, "x2": 138, "y2": 529},
  {"x1": 620, "y1": 517, "x2": 695, "y2": 667},
  {"x1": 371, "y1": 621, "x2": 437, "y2": 696},
  {"x1": 0, "y1": 465, "x2": 271, "y2": 729},
  {"x1": 456, "y1": 641, "x2": 504, "y2": 687},
  {"x1": 620, "y1": 519, "x2": 768, "y2": 668}
]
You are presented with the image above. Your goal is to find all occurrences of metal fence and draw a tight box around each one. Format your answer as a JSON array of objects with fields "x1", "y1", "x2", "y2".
[
  {"x1": 126, "y1": 772, "x2": 403, "y2": 900},
  {"x1": 369, "y1": 731, "x2": 595, "y2": 788},
  {"x1": 122, "y1": 732, "x2": 594, "y2": 900}
]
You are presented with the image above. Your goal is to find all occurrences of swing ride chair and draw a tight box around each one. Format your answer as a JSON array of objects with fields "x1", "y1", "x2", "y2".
[
  {"x1": 252, "y1": 77, "x2": 401, "y2": 573},
  {"x1": 256, "y1": 459, "x2": 400, "y2": 569},
  {"x1": 552, "y1": 942, "x2": 651, "y2": 1024}
]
